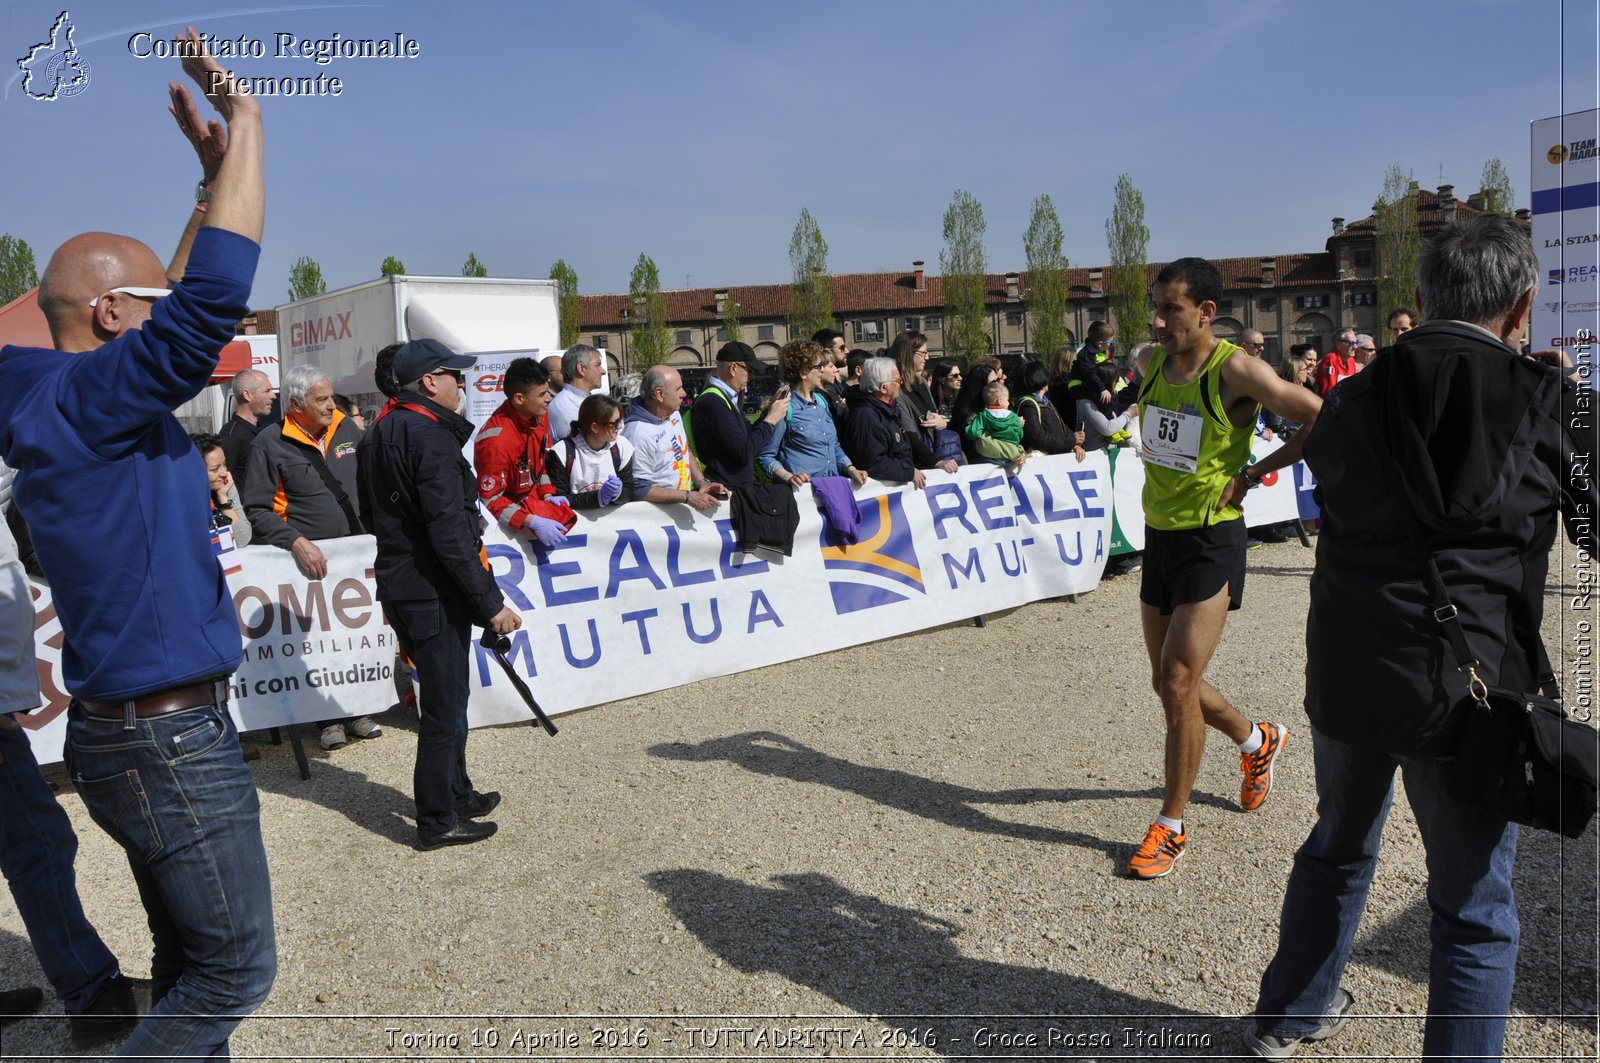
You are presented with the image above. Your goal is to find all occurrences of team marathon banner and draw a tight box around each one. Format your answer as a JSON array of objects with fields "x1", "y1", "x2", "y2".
[{"x1": 19, "y1": 443, "x2": 1318, "y2": 764}]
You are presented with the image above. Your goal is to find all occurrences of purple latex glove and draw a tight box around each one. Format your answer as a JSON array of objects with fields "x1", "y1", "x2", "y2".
[
  {"x1": 598, "y1": 476, "x2": 623, "y2": 506},
  {"x1": 525, "y1": 515, "x2": 567, "y2": 546}
]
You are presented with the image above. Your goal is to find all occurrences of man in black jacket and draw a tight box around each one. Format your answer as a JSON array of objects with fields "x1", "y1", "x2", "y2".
[
  {"x1": 690, "y1": 342, "x2": 788, "y2": 488},
  {"x1": 356, "y1": 338, "x2": 522, "y2": 850},
  {"x1": 1245, "y1": 216, "x2": 1595, "y2": 1058},
  {"x1": 841, "y1": 357, "x2": 925, "y2": 488}
]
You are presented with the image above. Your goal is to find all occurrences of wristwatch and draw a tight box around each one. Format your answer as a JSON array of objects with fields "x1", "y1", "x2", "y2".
[
  {"x1": 195, "y1": 181, "x2": 212, "y2": 206},
  {"x1": 1241, "y1": 466, "x2": 1264, "y2": 488}
]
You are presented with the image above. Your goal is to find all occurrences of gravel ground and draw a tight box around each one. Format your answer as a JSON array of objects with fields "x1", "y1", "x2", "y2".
[{"x1": 2, "y1": 538, "x2": 1596, "y2": 1061}]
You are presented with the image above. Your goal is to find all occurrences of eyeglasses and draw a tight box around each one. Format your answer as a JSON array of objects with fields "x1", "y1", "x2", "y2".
[
  {"x1": 1358, "y1": 347, "x2": 1377, "y2": 355},
  {"x1": 89, "y1": 286, "x2": 171, "y2": 308},
  {"x1": 429, "y1": 368, "x2": 465, "y2": 383},
  {"x1": 600, "y1": 417, "x2": 622, "y2": 430}
]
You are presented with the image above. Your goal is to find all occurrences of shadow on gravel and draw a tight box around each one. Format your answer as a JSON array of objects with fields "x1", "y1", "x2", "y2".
[
  {"x1": 648, "y1": 869, "x2": 1223, "y2": 1057},
  {"x1": 0, "y1": 926, "x2": 114, "y2": 1057},
  {"x1": 253, "y1": 755, "x2": 417, "y2": 847},
  {"x1": 649, "y1": 731, "x2": 1230, "y2": 867}
]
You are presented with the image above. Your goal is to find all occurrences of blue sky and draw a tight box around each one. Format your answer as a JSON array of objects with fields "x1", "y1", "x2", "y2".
[{"x1": 2, "y1": 0, "x2": 1594, "y2": 310}]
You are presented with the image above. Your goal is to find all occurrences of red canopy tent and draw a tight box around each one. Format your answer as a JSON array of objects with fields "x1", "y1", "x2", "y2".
[{"x1": 0, "y1": 288, "x2": 252, "y2": 381}]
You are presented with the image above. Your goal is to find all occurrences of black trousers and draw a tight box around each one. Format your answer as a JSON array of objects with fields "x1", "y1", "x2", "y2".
[{"x1": 383, "y1": 595, "x2": 476, "y2": 834}]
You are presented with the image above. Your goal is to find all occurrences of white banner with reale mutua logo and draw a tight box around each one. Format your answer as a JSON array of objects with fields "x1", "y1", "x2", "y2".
[
  {"x1": 19, "y1": 454, "x2": 1125, "y2": 763},
  {"x1": 1532, "y1": 107, "x2": 1600, "y2": 374}
]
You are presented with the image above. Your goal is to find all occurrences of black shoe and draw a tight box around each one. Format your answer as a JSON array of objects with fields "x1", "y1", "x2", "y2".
[
  {"x1": 0, "y1": 985, "x2": 44, "y2": 1028},
  {"x1": 1257, "y1": 526, "x2": 1290, "y2": 543},
  {"x1": 457, "y1": 790, "x2": 501, "y2": 819},
  {"x1": 69, "y1": 973, "x2": 141, "y2": 1046},
  {"x1": 417, "y1": 819, "x2": 498, "y2": 850}
]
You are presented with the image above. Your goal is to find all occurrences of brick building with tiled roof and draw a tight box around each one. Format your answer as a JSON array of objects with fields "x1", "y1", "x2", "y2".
[{"x1": 571, "y1": 183, "x2": 1527, "y2": 374}]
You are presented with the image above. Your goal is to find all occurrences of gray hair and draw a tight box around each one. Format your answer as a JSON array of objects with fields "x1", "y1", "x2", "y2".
[
  {"x1": 230, "y1": 368, "x2": 267, "y2": 402},
  {"x1": 1355, "y1": 333, "x2": 1374, "y2": 346},
  {"x1": 1418, "y1": 215, "x2": 1539, "y2": 326},
  {"x1": 639, "y1": 364, "x2": 673, "y2": 399},
  {"x1": 281, "y1": 363, "x2": 329, "y2": 409},
  {"x1": 561, "y1": 343, "x2": 599, "y2": 381},
  {"x1": 860, "y1": 356, "x2": 897, "y2": 395},
  {"x1": 1337, "y1": 328, "x2": 1357, "y2": 343}
]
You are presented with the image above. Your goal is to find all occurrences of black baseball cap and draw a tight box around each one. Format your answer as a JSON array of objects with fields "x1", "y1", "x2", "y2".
[
  {"x1": 716, "y1": 341, "x2": 761, "y2": 372},
  {"x1": 393, "y1": 338, "x2": 477, "y2": 386}
]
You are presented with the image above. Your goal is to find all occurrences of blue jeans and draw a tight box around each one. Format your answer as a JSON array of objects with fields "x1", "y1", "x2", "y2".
[
  {"x1": 384, "y1": 597, "x2": 476, "y2": 836},
  {"x1": 1255, "y1": 727, "x2": 1519, "y2": 1061},
  {"x1": 0, "y1": 714, "x2": 120, "y2": 1012},
  {"x1": 65, "y1": 700, "x2": 276, "y2": 1060}
]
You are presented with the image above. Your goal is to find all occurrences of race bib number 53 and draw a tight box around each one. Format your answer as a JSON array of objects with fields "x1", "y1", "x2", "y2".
[{"x1": 1140, "y1": 404, "x2": 1202, "y2": 473}]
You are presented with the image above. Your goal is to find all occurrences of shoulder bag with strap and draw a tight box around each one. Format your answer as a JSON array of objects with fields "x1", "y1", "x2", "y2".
[
  {"x1": 297, "y1": 434, "x2": 363, "y2": 534},
  {"x1": 1383, "y1": 432, "x2": 1597, "y2": 838}
]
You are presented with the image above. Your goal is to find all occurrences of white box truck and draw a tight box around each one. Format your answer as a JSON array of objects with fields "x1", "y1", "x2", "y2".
[{"x1": 276, "y1": 275, "x2": 562, "y2": 418}]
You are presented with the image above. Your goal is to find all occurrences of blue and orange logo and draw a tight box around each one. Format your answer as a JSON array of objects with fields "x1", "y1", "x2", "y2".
[{"x1": 820, "y1": 493, "x2": 924, "y2": 614}]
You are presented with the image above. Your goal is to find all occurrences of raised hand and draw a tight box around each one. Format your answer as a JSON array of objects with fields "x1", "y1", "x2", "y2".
[
  {"x1": 171, "y1": 26, "x2": 259, "y2": 124},
  {"x1": 168, "y1": 79, "x2": 227, "y2": 183}
]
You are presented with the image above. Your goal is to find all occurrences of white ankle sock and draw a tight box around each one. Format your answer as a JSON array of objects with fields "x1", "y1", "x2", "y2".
[
  {"x1": 1238, "y1": 724, "x2": 1264, "y2": 755},
  {"x1": 1155, "y1": 813, "x2": 1183, "y2": 833}
]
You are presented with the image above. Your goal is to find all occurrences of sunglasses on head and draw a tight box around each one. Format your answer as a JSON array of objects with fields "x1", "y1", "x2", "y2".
[{"x1": 89, "y1": 286, "x2": 171, "y2": 308}]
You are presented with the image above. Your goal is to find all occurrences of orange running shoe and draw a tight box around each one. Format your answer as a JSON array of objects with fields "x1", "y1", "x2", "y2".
[
  {"x1": 1125, "y1": 821, "x2": 1186, "y2": 879},
  {"x1": 1240, "y1": 721, "x2": 1288, "y2": 812}
]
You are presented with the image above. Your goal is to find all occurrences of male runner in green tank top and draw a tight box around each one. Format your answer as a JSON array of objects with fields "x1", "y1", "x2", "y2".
[{"x1": 1124, "y1": 257, "x2": 1323, "y2": 879}]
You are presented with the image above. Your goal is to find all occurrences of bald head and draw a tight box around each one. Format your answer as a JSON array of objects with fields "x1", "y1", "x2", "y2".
[
  {"x1": 639, "y1": 363, "x2": 685, "y2": 417},
  {"x1": 38, "y1": 232, "x2": 168, "y2": 351},
  {"x1": 1240, "y1": 328, "x2": 1266, "y2": 357},
  {"x1": 541, "y1": 353, "x2": 565, "y2": 391}
]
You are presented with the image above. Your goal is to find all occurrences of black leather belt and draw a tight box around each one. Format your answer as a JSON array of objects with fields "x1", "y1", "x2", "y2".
[{"x1": 79, "y1": 678, "x2": 229, "y2": 720}]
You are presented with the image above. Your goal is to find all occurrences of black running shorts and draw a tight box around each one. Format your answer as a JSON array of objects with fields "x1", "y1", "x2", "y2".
[{"x1": 1138, "y1": 520, "x2": 1247, "y2": 616}]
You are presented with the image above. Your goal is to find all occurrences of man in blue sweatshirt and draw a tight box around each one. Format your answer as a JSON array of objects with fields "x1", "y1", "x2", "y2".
[{"x1": 0, "y1": 32, "x2": 275, "y2": 1058}]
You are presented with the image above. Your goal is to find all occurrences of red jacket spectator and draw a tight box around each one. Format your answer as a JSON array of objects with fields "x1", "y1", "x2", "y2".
[
  {"x1": 1315, "y1": 349, "x2": 1358, "y2": 396},
  {"x1": 474, "y1": 399, "x2": 575, "y2": 534}
]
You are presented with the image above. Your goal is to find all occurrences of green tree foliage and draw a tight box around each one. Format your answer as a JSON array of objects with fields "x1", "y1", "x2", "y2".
[
  {"x1": 786, "y1": 208, "x2": 834, "y2": 341},
  {"x1": 1374, "y1": 164, "x2": 1422, "y2": 319},
  {"x1": 1023, "y1": 194, "x2": 1069, "y2": 360},
  {"x1": 1105, "y1": 174, "x2": 1151, "y2": 349},
  {"x1": 462, "y1": 252, "x2": 488, "y2": 278},
  {"x1": 940, "y1": 189, "x2": 990, "y2": 362},
  {"x1": 0, "y1": 234, "x2": 39, "y2": 305},
  {"x1": 379, "y1": 256, "x2": 405, "y2": 276},
  {"x1": 1479, "y1": 157, "x2": 1515, "y2": 215},
  {"x1": 628, "y1": 252, "x2": 670, "y2": 367},
  {"x1": 287, "y1": 256, "x2": 327, "y2": 302},
  {"x1": 549, "y1": 259, "x2": 581, "y2": 347},
  {"x1": 720, "y1": 289, "x2": 742, "y2": 344}
]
